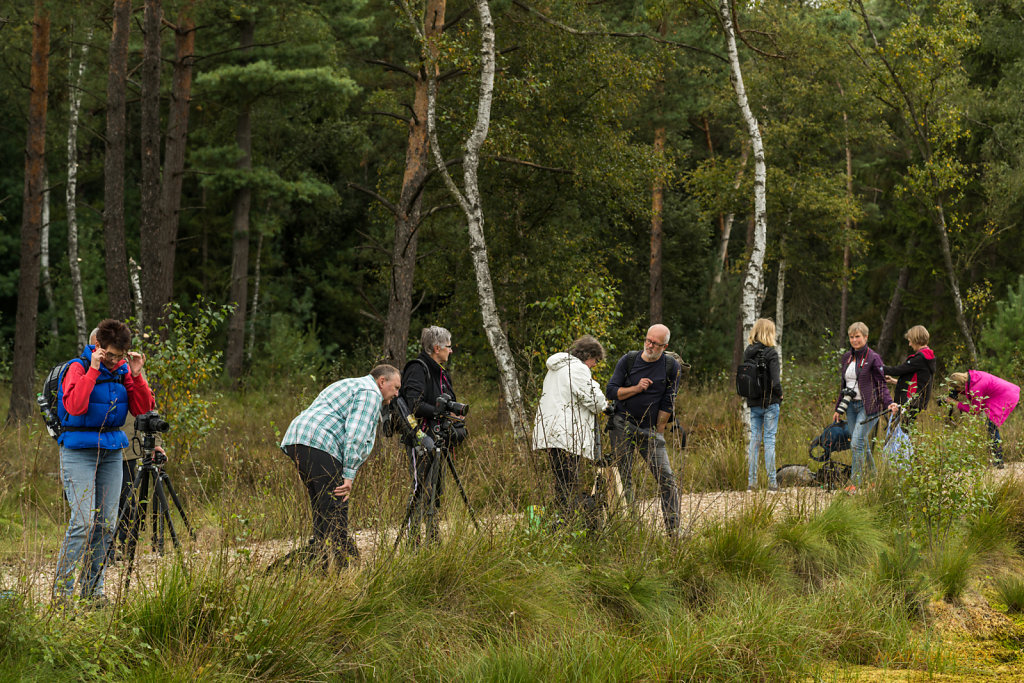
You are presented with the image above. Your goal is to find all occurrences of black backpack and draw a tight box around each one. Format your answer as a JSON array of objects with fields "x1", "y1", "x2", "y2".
[
  {"x1": 37, "y1": 357, "x2": 124, "y2": 440},
  {"x1": 37, "y1": 359, "x2": 84, "y2": 440},
  {"x1": 736, "y1": 348, "x2": 770, "y2": 399}
]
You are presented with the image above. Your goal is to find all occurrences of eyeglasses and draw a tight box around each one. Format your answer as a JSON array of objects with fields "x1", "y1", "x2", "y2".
[
  {"x1": 644, "y1": 338, "x2": 667, "y2": 348},
  {"x1": 101, "y1": 349, "x2": 126, "y2": 362}
]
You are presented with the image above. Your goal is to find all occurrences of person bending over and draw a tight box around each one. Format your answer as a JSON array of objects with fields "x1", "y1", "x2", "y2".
[
  {"x1": 280, "y1": 365, "x2": 401, "y2": 568},
  {"x1": 944, "y1": 370, "x2": 1020, "y2": 468}
]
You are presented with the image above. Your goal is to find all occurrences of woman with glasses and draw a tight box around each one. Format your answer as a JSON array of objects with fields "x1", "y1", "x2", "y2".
[{"x1": 53, "y1": 318, "x2": 154, "y2": 608}]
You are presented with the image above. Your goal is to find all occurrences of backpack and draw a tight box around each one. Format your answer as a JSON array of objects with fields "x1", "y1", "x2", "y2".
[
  {"x1": 37, "y1": 359, "x2": 84, "y2": 440},
  {"x1": 37, "y1": 357, "x2": 125, "y2": 441},
  {"x1": 736, "y1": 347, "x2": 770, "y2": 399}
]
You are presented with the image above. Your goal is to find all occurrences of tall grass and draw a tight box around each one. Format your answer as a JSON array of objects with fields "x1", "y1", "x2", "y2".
[{"x1": 0, "y1": 367, "x2": 1022, "y2": 680}]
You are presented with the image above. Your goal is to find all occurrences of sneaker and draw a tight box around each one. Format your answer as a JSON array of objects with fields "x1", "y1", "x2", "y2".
[{"x1": 768, "y1": 484, "x2": 779, "y2": 493}]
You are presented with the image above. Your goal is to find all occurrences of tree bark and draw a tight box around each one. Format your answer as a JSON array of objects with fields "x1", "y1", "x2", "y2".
[
  {"x1": 878, "y1": 261, "x2": 911, "y2": 359},
  {"x1": 67, "y1": 28, "x2": 92, "y2": 349},
  {"x1": 425, "y1": 0, "x2": 529, "y2": 440},
  {"x1": 139, "y1": 0, "x2": 163, "y2": 327},
  {"x1": 382, "y1": 0, "x2": 447, "y2": 367},
  {"x1": 8, "y1": 3, "x2": 50, "y2": 423},
  {"x1": 104, "y1": 0, "x2": 132, "y2": 320},
  {"x1": 41, "y1": 181, "x2": 57, "y2": 338},
  {"x1": 153, "y1": 1, "x2": 196, "y2": 323},
  {"x1": 129, "y1": 258, "x2": 144, "y2": 329},
  {"x1": 225, "y1": 20, "x2": 256, "y2": 381},
  {"x1": 776, "y1": 238, "x2": 786, "y2": 368},
  {"x1": 719, "y1": 0, "x2": 768, "y2": 347},
  {"x1": 840, "y1": 104, "x2": 853, "y2": 338},
  {"x1": 246, "y1": 229, "x2": 263, "y2": 362},
  {"x1": 650, "y1": 125, "x2": 666, "y2": 323}
]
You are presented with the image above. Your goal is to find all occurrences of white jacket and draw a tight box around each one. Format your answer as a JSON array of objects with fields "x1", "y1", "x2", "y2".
[{"x1": 532, "y1": 352, "x2": 608, "y2": 458}]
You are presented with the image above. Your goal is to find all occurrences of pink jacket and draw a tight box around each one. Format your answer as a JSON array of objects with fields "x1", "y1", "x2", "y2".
[{"x1": 957, "y1": 370, "x2": 1020, "y2": 427}]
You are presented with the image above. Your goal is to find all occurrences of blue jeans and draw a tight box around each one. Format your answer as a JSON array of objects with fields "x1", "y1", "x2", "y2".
[
  {"x1": 844, "y1": 401, "x2": 878, "y2": 486},
  {"x1": 748, "y1": 404, "x2": 780, "y2": 488},
  {"x1": 54, "y1": 446, "x2": 123, "y2": 598}
]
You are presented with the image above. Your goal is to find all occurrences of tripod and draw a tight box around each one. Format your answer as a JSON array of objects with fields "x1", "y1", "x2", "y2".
[
  {"x1": 120, "y1": 433, "x2": 194, "y2": 586},
  {"x1": 395, "y1": 435, "x2": 479, "y2": 549}
]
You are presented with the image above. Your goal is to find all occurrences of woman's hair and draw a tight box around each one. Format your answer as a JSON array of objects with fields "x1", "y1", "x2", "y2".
[
  {"x1": 568, "y1": 335, "x2": 605, "y2": 363},
  {"x1": 95, "y1": 319, "x2": 131, "y2": 350},
  {"x1": 948, "y1": 372, "x2": 968, "y2": 393},
  {"x1": 420, "y1": 326, "x2": 452, "y2": 354},
  {"x1": 904, "y1": 325, "x2": 930, "y2": 346},
  {"x1": 748, "y1": 318, "x2": 776, "y2": 347},
  {"x1": 848, "y1": 321, "x2": 869, "y2": 338}
]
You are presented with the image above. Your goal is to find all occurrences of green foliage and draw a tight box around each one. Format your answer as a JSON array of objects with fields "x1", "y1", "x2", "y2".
[
  {"x1": 875, "y1": 532, "x2": 929, "y2": 615},
  {"x1": 994, "y1": 574, "x2": 1024, "y2": 613},
  {"x1": 888, "y1": 416, "x2": 991, "y2": 548},
  {"x1": 980, "y1": 274, "x2": 1024, "y2": 383},
  {"x1": 135, "y1": 299, "x2": 232, "y2": 456},
  {"x1": 927, "y1": 537, "x2": 977, "y2": 602}
]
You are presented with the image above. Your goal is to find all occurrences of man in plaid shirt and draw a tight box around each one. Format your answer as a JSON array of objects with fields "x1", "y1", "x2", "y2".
[{"x1": 280, "y1": 364, "x2": 401, "y2": 569}]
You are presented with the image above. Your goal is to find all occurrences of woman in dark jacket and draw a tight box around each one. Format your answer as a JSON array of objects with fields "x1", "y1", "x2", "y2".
[
  {"x1": 743, "y1": 319, "x2": 783, "y2": 491},
  {"x1": 883, "y1": 325, "x2": 936, "y2": 423},
  {"x1": 832, "y1": 322, "x2": 897, "y2": 490}
]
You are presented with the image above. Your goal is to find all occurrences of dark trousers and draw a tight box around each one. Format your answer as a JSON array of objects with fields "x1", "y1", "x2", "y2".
[
  {"x1": 608, "y1": 419, "x2": 680, "y2": 532},
  {"x1": 408, "y1": 446, "x2": 445, "y2": 543},
  {"x1": 988, "y1": 419, "x2": 1004, "y2": 464},
  {"x1": 116, "y1": 458, "x2": 138, "y2": 548},
  {"x1": 547, "y1": 448, "x2": 581, "y2": 520},
  {"x1": 282, "y1": 444, "x2": 358, "y2": 567}
]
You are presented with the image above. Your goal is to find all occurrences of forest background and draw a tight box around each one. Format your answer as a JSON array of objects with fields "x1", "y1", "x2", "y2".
[{"x1": 2, "y1": 0, "x2": 1024, "y2": 417}]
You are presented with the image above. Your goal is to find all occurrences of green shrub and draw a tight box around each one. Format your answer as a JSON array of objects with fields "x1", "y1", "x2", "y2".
[
  {"x1": 980, "y1": 274, "x2": 1024, "y2": 384},
  {"x1": 927, "y1": 539, "x2": 977, "y2": 602},
  {"x1": 875, "y1": 532, "x2": 929, "y2": 615}
]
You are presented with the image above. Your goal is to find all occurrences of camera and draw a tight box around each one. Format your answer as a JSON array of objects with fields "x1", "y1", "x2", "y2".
[
  {"x1": 435, "y1": 393, "x2": 469, "y2": 418},
  {"x1": 836, "y1": 387, "x2": 857, "y2": 416},
  {"x1": 135, "y1": 410, "x2": 170, "y2": 434}
]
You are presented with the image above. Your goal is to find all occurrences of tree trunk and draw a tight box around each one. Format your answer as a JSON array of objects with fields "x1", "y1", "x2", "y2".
[
  {"x1": 382, "y1": 0, "x2": 447, "y2": 366},
  {"x1": 712, "y1": 144, "x2": 749, "y2": 288},
  {"x1": 129, "y1": 258, "x2": 144, "y2": 328},
  {"x1": 67, "y1": 28, "x2": 92, "y2": 349},
  {"x1": 720, "y1": 0, "x2": 768, "y2": 346},
  {"x1": 104, "y1": 0, "x2": 132, "y2": 320},
  {"x1": 139, "y1": 0, "x2": 163, "y2": 327},
  {"x1": 153, "y1": 2, "x2": 196, "y2": 322},
  {"x1": 425, "y1": 0, "x2": 529, "y2": 440},
  {"x1": 41, "y1": 181, "x2": 57, "y2": 338},
  {"x1": 650, "y1": 125, "x2": 666, "y2": 323},
  {"x1": 8, "y1": 3, "x2": 50, "y2": 423},
  {"x1": 776, "y1": 238, "x2": 786, "y2": 368},
  {"x1": 878, "y1": 261, "x2": 911, "y2": 359},
  {"x1": 733, "y1": 215, "x2": 755, "y2": 372},
  {"x1": 933, "y1": 199, "x2": 978, "y2": 363},
  {"x1": 246, "y1": 229, "x2": 263, "y2": 362},
  {"x1": 225, "y1": 20, "x2": 255, "y2": 381},
  {"x1": 840, "y1": 105, "x2": 853, "y2": 338}
]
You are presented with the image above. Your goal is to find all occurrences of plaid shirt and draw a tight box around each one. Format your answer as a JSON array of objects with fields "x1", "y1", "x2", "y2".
[{"x1": 281, "y1": 376, "x2": 382, "y2": 479}]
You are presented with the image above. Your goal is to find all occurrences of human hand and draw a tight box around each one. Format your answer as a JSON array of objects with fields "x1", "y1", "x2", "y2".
[
  {"x1": 90, "y1": 348, "x2": 104, "y2": 370},
  {"x1": 636, "y1": 378, "x2": 653, "y2": 391},
  {"x1": 832, "y1": 411, "x2": 840, "y2": 423},
  {"x1": 889, "y1": 402, "x2": 899, "y2": 414},
  {"x1": 333, "y1": 478, "x2": 354, "y2": 501},
  {"x1": 127, "y1": 351, "x2": 146, "y2": 376},
  {"x1": 885, "y1": 375, "x2": 896, "y2": 384}
]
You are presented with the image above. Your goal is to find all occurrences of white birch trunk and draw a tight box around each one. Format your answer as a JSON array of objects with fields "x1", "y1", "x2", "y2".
[
  {"x1": 721, "y1": 0, "x2": 768, "y2": 446},
  {"x1": 67, "y1": 30, "x2": 92, "y2": 348},
  {"x1": 246, "y1": 230, "x2": 263, "y2": 362},
  {"x1": 424, "y1": 0, "x2": 530, "y2": 440},
  {"x1": 41, "y1": 181, "x2": 57, "y2": 337},
  {"x1": 129, "y1": 257, "x2": 144, "y2": 331}
]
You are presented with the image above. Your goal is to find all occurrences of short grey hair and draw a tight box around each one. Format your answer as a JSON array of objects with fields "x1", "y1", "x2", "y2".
[
  {"x1": 568, "y1": 335, "x2": 605, "y2": 363},
  {"x1": 89, "y1": 327, "x2": 99, "y2": 344},
  {"x1": 420, "y1": 326, "x2": 452, "y2": 354},
  {"x1": 371, "y1": 364, "x2": 400, "y2": 381}
]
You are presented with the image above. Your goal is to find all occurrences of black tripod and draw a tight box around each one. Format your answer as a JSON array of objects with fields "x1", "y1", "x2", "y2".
[
  {"x1": 120, "y1": 432, "x2": 194, "y2": 586},
  {"x1": 395, "y1": 434, "x2": 479, "y2": 549}
]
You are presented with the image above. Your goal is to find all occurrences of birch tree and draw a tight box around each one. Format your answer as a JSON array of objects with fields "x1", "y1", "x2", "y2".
[
  {"x1": 719, "y1": 0, "x2": 767, "y2": 344},
  {"x1": 415, "y1": 0, "x2": 530, "y2": 439},
  {"x1": 8, "y1": 0, "x2": 49, "y2": 422},
  {"x1": 67, "y1": 26, "x2": 92, "y2": 349}
]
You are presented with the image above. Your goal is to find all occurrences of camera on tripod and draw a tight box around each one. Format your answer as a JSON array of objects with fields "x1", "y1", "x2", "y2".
[
  {"x1": 135, "y1": 410, "x2": 170, "y2": 434},
  {"x1": 435, "y1": 393, "x2": 469, "y2": 418},
  {"x1": 431, "y1": 394, "x2": 469, "y2": 448}
]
